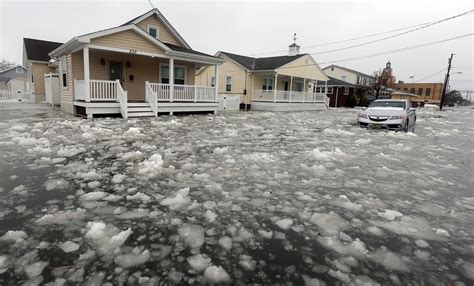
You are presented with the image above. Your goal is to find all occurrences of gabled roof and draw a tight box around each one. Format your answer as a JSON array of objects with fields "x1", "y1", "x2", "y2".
[
  {"x1": 0, "y1": 65, "x2": 28, "y2": 74},
  {"x1": 323, "y1": 64, "x2": 373, "y2": 78},
  {"x1": 23, "y1": 38, "x2": 63, "y2": 62},
  {"x1": 164, "y1": 43, "x2": 215, "y2": 58},
  {"x1": 121, "y1": 8, "x2": 191, "y2": 49},
  {"x1": 219, "y1": 51, "x2": 306, "y2": 71},
  {"x1": 316, "y1": 76, "x2": 358, "y2": 87}
]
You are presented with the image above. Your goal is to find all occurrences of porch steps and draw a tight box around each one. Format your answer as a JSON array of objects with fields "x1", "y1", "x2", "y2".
[{"x1": 127, "y1": 102, "x2": 156, "y2": 118}]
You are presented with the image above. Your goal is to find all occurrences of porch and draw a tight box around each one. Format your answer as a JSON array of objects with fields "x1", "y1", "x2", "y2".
[{"x1": 70, "y1": 46, "x2": 220, "y2": 118}]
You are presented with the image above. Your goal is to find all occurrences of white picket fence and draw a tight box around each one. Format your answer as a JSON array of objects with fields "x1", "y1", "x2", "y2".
[{"x1": 0, "y1": 91, "x2": 35, "y2": 103}]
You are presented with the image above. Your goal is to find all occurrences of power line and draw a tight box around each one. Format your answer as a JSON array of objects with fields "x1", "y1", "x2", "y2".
[
  {"x1": 250, "y1": 9, "x2": 473, "y2": 57},
  {"x1": 414, "y1": 68, "x2": 447, "y2": 82}
]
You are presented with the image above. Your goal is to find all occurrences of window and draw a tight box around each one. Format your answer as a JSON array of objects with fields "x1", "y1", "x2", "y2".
[
  {"x1": 410, "y1": 88, "x2": 415, "y2": 94},
  {"x1": 295, "y1": 81, "x2": 304, "y2": 92},
  {"x1": 417, "y1": 88, "x2": 423, "y2": 95},
  {"x1": 341, "y1": 75, "x2": 347, "y2": 81},
  {"x1": 404, "y1": 88, "x2": 408, "y2": 91},
  {"x1": 225, "y1": 77, "x2": 232, "y2": 92},
  {"x1": 211, "y1": 77, "x2": 215, "y2": 87},
  {"x1": 327, "y1": 87, "x2": 333, "y2": 94},
  {"x1": 147, "y1": 25, "x2": 159, "y2": 39},
  {"x1": 160, "y1": 65, "x2": 186, "y2": 85},
  {"x1": 320, "y1": 87, "x2": 325, "y2": 93},
  {"x1": 61, "y1": 56, "x2": 68, "y2": 88},
  {"x1": 425, "y1": 88, "x2": 431, "y2": 96},
  {"x1": 331, "y1": 67, "x2": 334, "y2": 71},
  {"x1": 344, "y1": 87, "x2": 349, "y2": 95},
  {"x1": 357, "y1": 76, "x2": 360, "y2": 84},
  {"x1": 262, "y1": 78, "x2": 273, "y2": 91},
  {"x1": 315, "y1": 87, "x2": 321, "y2": 93},
  {"x1": 16, "y1": 67, "x2": 23, "y2": 74}
]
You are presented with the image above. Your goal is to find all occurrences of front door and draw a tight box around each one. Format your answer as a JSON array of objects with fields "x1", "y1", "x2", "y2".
[
  {"x1": 109, "y1": 61, "x2": 122, "y2": 82},
  {"x1": 283, "y1": 80, "x2": 289, "y2": 91}
]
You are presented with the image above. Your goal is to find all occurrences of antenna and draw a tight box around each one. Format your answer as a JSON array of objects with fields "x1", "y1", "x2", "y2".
[{"x1": 148, "y1": 0, "x2": 156, "y2": 9}]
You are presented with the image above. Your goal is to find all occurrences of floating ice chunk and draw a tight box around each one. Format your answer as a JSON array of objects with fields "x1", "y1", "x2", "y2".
[
  {"x1": 85, "y1": 221, "x2": 132, "y2": 257},
  {"x1": 369, "y1": 247, "x2": 410, "y2": 272},
  {"x1": 116, "y1": 209, "x2": 150, "y2": 219},
  {"x1": 27, "y1": 146, "x2": 52, "y2": 155},
  {"x1": 354, "y1": 138, "x2": 371, "y2": 144},
  {"x1": 114, "y1": 250, "x2": 150, "y2": 268},
  {"x1": 462, "y1": 261, "x2": 474, "y2": 279},
  {"x1": 18, "y1": 137, "x2": 50, "y2": 146},
  {"x1": 243, "y1": 152, "x2": 275, "y2": 163},
  {"x1": 275, "y1": 218, "x2": 294, "y2": 230},
  {"x1": 203, "y1": 265, "x2": 231, "y2": 284},
  {"x1": 35, "y1": 208, "x2": 87, "y2": 225},
  {"x1": 218, "y1": 236, "x2": 233, "y2": 250},
  {"x1": 126, "y1": 192, "x2": 151, "y2": 203},
  {"x1": 81, "y1": 191, "x2": 108, "y2": 201},
  {"x1": 121, "y1": 151, "x2": 143, "y2": 161},
  {"x1": 57, "y1": 147, "x2": 85, "y2": 157},
  {"x1": 111, "y1": 174, "x2": 126, "y2": 184},
  {"x1": 45, "y1": 179, "x2": 69, "y2": 191},
  {"x1": 187, "y1": 254, "x2": 211, "y2": 272},
  {"x1": 258, "y1": 230, "x2": 273, "y2": 239},
  {"x1": 330, "y1": 195, "x2": 362, "y2": 212},
  {"x1": 322, "y1": 129, "x2": 354, "y2": 136},
  {"x1": 124, "y1": 127, "x2": 141, "y2": 137},
  {"x1": 178, "y1": 224, "x2": 205, "y2": 249},
  {"x1": 87, "y1": 181, "x2": 101, "y2": 189},
  {"x1": 213, "y1": 147, "x2": 228, "y2": 154},
  {"x1": 238, "y1": 255, "x2": 256, "y2": 271},
  {"x1": 309, "y1": 148, "x2": 346, "y2": 161},
  {"x1": 378, "y1": 209, "x2": 403, "y2": 221},
  {"x1": 302, "y1": 274, "x2": 327, "y2": 286},
  {"x1": 84, "y1": 271, "x2": 105, "y2": 285},
  {"x1": 0, "y1": 255, "x2": 9, "y2": 274},
  {"x1": 160, "y1": 188, "x2": 191, "y2": 211},
  {"x1": 415, "y1": 239, "x2": 429, "y2": 248},
  {"x1": 1, "y1": 230, "x2": 27, "y2": 242},
  {"x1": 60, "y1": 241, "x2": 80, "y2": 253},
  {"x1": 137, "y1": 154, "x2": 164, "y2": 177},
  {"x1": 366, "y1": 226, "x2": 384, "y2": 236},
  {"x1": 25, "y1": 261, "x2": 49, "y2": 279},
  {"x1": 310, "y1": 212, "x2": 349, "y2": 235},
  {"x1": 317, "y1": 237, "x2": 368, "y2": 258},
  {"x1": 204, "y1": 210, "x2": 218, "y2": 223},
  {"x1": 434, "y1": 228, "x2": 450, "y2": 237},
  {"x1": 370, "y1": 216, "x2": 443, "y2": 241}
]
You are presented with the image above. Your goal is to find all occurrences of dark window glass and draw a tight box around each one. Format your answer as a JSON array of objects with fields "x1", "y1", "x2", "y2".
[
  {"x1": 149, "y1": 28, "x2": 157, "y2": 38},
  {"x1": 426, "y1": 88, "x2": 431, "y2": 96},
  {"x1": 62, "y1": 74, "x2": 67, "y2": 87},
  {"x1": 410, "y1": 88, "x2": 415, "y2": 93},
  {"x1": 418, "y1": 88, "x2": 423, "y2": 95}
]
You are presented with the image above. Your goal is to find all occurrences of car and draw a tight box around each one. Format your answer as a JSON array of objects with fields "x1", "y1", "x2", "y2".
[{"x1": 357, "y1": 99, "x2": 416, "y2": 132}]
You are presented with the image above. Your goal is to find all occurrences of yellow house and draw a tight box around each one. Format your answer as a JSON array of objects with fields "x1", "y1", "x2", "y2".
[
  {"x1": 49, "y1": 8, "x2": 223, "y2": 118},
  {"x1": 23, "y1": 38, "x2": 63, "y2": 103},
  {"x1": 195, "y1": 44, "x2": 330, "y2": 111}
]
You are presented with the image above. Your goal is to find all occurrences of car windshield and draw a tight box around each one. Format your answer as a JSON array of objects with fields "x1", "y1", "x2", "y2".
[{"x1": 369, "y1": 101, "x2": 406, "y2": 109}]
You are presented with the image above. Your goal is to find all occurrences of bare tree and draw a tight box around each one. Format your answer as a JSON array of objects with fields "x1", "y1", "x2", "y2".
[
  {"x1": 365, "y1": 69, "x2": 393, "y2": 99},
  {"x1": 0, "y1": 58, "x2": 16, "y2": 71}
]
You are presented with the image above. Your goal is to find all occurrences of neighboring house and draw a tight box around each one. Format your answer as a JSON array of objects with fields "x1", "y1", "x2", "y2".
[
  {"x1": 394, "y1": 82, "x2": 443, "y2": 105},
  {"x1": 23, "y1": 38, "x2": 63, "y2": 103},
  {"x1": 195, "y1": 43, "x2": 329, "y2": 111},
  {"x1": 0, "y1": 65, "x2": 29, "y2": 93},
  {"x1": 48, "y1": 8, "x2": 223, "y2": 118},
  {"x1": 388, "y1": 88, "x2": 422, "y2": 106},
  {"x1": 316, "y1": 77, "x2": 358, "y2": 107},
  {"x1": 323, "y1": 64, "x2": 374, "y2": 87}
]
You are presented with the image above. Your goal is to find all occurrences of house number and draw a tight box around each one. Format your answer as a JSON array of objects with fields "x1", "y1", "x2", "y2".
[{"x1": 129, "y1": 49, "x2": 137, "y2": 54}]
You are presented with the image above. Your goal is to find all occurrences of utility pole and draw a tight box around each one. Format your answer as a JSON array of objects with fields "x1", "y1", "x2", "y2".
[{"x1": 439, "y1": 53, "x2": 454, "y2": 110}]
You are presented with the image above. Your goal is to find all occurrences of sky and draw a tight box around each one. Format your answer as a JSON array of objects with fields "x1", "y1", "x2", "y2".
[{"x1": 1, "y1": 0, "x2": 473, "y2": 93}]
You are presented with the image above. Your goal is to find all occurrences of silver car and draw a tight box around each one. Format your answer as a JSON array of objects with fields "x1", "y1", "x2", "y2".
[{"x1": 358, "y1": 99, "x2": 416, "y2": 132}]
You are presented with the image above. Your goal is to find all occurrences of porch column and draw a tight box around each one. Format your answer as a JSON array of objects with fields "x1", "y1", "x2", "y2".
[
  {"x1": 324, "y1": 80, "x2": 328, "y2": 104},
  {"x1": 273, "y1": 73, "x2": 278, "y2": 103},
  {"x1": 289, "y1": 76, "x2": 293, "y2": 103},
  {"x1": 303, "y1": 78, "x2": 306, "y2": 103},
  {"x1": 83, "y1": 47, "x2": 90, "y2": 102},
  {"x1": 169, "y1": 58, "x2": 174, "y2": 102},
  {"x1": 335, "y1": 87, "x2": 339, "y2": 108},
  {"x1": 251, "y1": 73, "x2": 255, "y2": 104},
  {"x1": 214, "y1": 64, "x2": 219, "y2": 102}
]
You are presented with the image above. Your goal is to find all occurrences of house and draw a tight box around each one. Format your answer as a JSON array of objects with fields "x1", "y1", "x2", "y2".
[
  {"x1": 394, "y1": 82, "x2": 443, "y2": 105},
  {"x1": 195, "y1": 43, "x2": 330, "y2": 111},
  {"x1": 323, "y1": 64, "x2": 374, "y2": 87},
  {"x1": 388, "y1": 88, "x2": 422, "y2": 106},
  {"x1": 316, "y1": 77, "x2": 358, "y2": 107},
  {"x1": 48, "y1": 8, "x2": 223, "y2": 118},
  {"x1": 23, "y1": 38, "x2": 63, "y2": 103},
  {"x1": 0, "y1": 65, "x2": 29, "y2": 93}
]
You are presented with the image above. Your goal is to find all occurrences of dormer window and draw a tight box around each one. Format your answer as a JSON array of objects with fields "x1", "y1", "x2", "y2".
[
  {"x1": 16, "y1": 67, "x2": 23, "y2": 74},
  {"x1": 147, "y1": 25, "x2": 159, "y2": 39}
]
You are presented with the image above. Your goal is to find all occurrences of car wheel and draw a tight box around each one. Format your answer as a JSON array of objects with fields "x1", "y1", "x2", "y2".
[{"x1": 404, "y1": 120, "x2": 409, "y2": 133}]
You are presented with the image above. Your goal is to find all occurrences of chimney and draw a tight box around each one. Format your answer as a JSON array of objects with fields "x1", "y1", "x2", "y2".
[{"x1": 288, "y1": 43, "x2": 300, "y2": 56}]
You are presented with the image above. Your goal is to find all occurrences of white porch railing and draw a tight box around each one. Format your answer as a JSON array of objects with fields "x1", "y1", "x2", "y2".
[
  {"x1": 116, "y1": 80, "x2": 128, "y2": 118},
  {"x1": 74, "y1": 79, "x2": 117, "y2": 101},
  {"x1": 252, "y1": 89, "x2": 329, "y2": 106},
  {"x1": 0, "y1": 91, "x2": 35, "y2": 103},
  {"x1": 145, "y1": 81, "x2": 158, "y2": 116},
  {"x1": 149, "y1": 83, "x2": 215, "y2": 102}
]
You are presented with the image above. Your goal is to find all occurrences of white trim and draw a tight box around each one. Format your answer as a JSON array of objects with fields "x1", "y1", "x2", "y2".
[
  {"x1": 159, "y1": 62, "x2": 187, "y2": 84},
  {"x1": 217, "y1": 52, "x2": 250, "y2": 72},
  {"x1": 0, "y1": 65, "x2": 28, "y2": 74},
  {"x1": 147, "y1": 24, "x2": 160, "y2": 39}
]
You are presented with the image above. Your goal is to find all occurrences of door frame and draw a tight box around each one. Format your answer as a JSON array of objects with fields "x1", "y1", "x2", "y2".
[{"x1": 105, "y1": 59, "x2": 126, "y2": 88}]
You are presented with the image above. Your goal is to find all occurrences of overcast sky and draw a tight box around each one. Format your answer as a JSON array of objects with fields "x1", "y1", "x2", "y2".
[{"x1": 1, "y1": 0, "x2": 473, "y2": 92}]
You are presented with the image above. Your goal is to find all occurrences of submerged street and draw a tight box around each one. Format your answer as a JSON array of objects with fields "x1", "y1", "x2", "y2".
[{"x1": 0, "y1": 105, "x2": 473, "y2": 285}]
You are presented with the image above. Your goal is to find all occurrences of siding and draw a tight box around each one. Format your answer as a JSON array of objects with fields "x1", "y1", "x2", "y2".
[
  {"x1": 136, "y1": 15, "x2": 180, "y2": 46},
  {"x1": 90, "y1": 30, "x2": 165, "y2": 55},
  {"x1": 276, "y1": 55, "x2": 327, "y2": 81},
  {"x1": 60, "y1": 54, "x2": 74, "y2": 114},
  {"x1": 323, "y1": 66, "x2": 359, "y2": 85},
  {"x1": 70, "y1": 49, "x2": 195, "y2": 101},
  {"x1": 31, "y1": 63, "x2": 50, "y2": 102}
]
